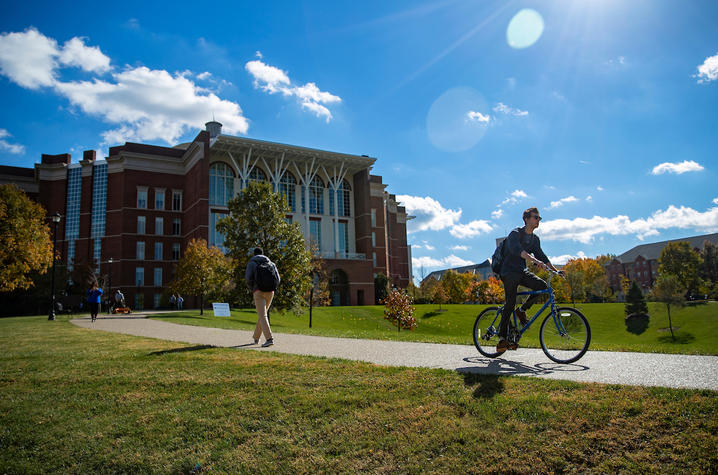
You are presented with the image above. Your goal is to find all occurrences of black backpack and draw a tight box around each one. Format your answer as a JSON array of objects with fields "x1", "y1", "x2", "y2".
[
  {"x1": 255, "y1": 261, "x2": 279, "y2": 292},
  {"x1": 491, "y1": 239, "x2": 505, "y2": 275}
]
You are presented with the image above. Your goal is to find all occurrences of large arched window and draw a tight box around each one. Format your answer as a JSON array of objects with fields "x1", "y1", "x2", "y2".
[
  {"x1": 329, "y1": 179, "x2": 351, "y2": 217},
  {"x1": 279, "y1": 172, "x2": 297, "y2": 212},
  {"x1": 247, "y1": 167, "x2": 267, "y2": 186},
  {"x1": 209, "y1": 162, "x2": 234, "y2": 206},
  {"x1": 302, "y1": 176, "x2": 325, "y2": 214}
]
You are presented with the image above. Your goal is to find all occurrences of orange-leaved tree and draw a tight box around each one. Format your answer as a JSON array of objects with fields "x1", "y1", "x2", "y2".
[{"x1": 383, "y1": 289, "x2": 416, "y2": 331}]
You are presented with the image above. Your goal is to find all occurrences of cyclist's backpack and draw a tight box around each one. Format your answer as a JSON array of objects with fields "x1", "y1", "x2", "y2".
[
  {"x1": 255, "y1": 261, "x2": 279, "y2": 292},
  {"x1": 491, "y1": 239, "x2": 505, "y2": 275}
]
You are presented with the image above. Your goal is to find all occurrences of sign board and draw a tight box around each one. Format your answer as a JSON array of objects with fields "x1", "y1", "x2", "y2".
[{"x1": 212, "y1": 302, "x2": 231, "y2": 317}]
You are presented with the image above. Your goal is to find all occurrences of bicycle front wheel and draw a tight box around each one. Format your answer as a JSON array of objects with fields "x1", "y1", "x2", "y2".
[
  {"x1": 539, "y1": 307, "x2": 591, "y2": 364},
  {"x1": 473, "y1": 306, "x2": 504, "y2": 358}
]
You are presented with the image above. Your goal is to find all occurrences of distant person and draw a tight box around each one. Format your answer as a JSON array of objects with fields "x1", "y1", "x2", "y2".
[
  {"x1": 245, "y1": 247, "x2": 280, "y2": 347},
  {"x1": 177, "y1": 294, "x2": 184, "y2": 310},
  {"x1": 169, "y1": 293, "x2": 177, "y2": 310},
  {"x1": 497, "y1": 207, "x2": 561, "y2": 352},
  {"x1": 114, "y1": 289, "x2": 125, "y2": 308},
  {"x1": 87, "y1": 282, "x2": 103, "y2": 322}
]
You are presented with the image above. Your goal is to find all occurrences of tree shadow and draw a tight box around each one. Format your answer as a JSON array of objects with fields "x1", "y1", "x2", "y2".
[
  {"x1": 461, "y1": 373, "x2": 505, "y2": 399},
  {"x1": 625, "y1": 313, "x2": 649, "y2": 335},
  {"x1": 149, "y1": 345, "x2": 215, "y2": 356},
  {"x1": 421, "y1": 311, "x2": 440, "y2": 319},
  {"x1": 657, "y1": 332, "x2": 696, "y2": 345}
]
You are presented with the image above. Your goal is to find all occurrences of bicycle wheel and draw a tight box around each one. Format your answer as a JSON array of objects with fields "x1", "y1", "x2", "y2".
[
  {"x1": 539, "y1": 307, "x2": 591, "y2": 364},
  {"x1": 473, "y1": 306, "x2": 504, "y2": 358}
]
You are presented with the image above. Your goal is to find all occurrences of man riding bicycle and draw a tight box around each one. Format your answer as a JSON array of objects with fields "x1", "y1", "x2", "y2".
[{"x1": 497, "y1": 207, "x2": 562, "y2": 353}]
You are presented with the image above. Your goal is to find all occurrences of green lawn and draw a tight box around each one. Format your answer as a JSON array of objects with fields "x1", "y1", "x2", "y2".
[
  {"x1": 151, "y1": 301, "x2": 718, "y2": 355},
  {"x1": 1, "y1": 316, "x2": 716, "y2": 472}
]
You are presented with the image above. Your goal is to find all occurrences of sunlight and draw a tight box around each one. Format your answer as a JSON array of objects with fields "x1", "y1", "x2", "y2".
[
  {"x1": 426, "y1": 87, "x2": 490, "y2": 152},
  {"x1": 506, "y1": 9, "x2": 545, "y2": 49}
]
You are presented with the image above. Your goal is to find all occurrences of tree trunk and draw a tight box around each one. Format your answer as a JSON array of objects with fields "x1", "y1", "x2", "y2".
[
  {"x1": 667, "y1": 303, "x2": 674, "y2": 341},
  {"x1": 200, "y1": 294, "x2": 204, "y2": 315}
]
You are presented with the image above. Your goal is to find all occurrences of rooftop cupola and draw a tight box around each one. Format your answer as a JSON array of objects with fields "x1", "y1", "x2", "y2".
[{"x1": 205, "y1": 120, "x2": 222, "y2": 139}]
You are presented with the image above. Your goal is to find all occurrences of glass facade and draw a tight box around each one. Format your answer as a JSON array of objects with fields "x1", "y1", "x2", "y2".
[
  {"x1": 329, "y1": 180, "x2": 351, "y2": 217},
  {"x1": 337, "y1": 221, "x2": 348, "y2": 255},
  {"x1": 302, "y1": 176, "x2": 324, "y2": 214},
  {"x1": 209, "y1": 163, "x2": 234, "y2": 206},
  {"x1": 90, "y1": 162, "x2": 107, "y2": 263},
  {"x1": 279, "y1": 172, "x2": 297, "y2": 212},
  {"x1": 64, "y1": 165, "x2": 82, "y2": 270},
  {"x1": 309, "y1": 219, "x2": 322, "y2": 250},
  {"x1": 210, "y1": 212, "x2": 227, "y2": 252},
  {"x1": 247, "y1": 167, "x2": 267, "y2": 186}
]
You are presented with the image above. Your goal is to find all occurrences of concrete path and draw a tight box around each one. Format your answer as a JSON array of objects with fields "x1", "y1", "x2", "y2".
[{"x1": 71, "y1": 315, "x2": 718, "y2": 391}]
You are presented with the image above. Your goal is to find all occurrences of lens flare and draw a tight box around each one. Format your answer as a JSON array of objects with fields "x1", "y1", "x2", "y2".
[
  {"x1": 506, "y1": 9, "x2": 544, "y2": 49},
  {"x1": 426, "y1": 87, "x2": 490, "y2": 152}
]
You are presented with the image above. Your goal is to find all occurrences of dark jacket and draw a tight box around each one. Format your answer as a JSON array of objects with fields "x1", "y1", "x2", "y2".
[
  {"x1": 245, "y1": 254, "x2": 281, "y2": 292},
  {"x1": 87, "y1": 288, "x2": 103, "y2": 303},
  {"x1": 500, "y1": 227, "x2": 551, "y2": 276}
]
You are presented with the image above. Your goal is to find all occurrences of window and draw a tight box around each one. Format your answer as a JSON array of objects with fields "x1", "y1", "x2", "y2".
[
  {"x1": 155, "y1": 217, "x2": 163, "y2": 235},
  {"x1": 137, "y1": 216, "x2": 146, "y2": 234},
  {"x1": 136, "y1": 267, "x2": 144, "y2": 286},
  {"x1": 371, "y1": 209, "x2": 376, "y2": 227},
  {"x1": 136, "y1": 241, "x2": 145, "y2": 260},
  {"x1": 372, "y1": 232, "x2": 376, "y2": 247},
  {"x1": 137, "y1": 188, "x2": 148, "y2": 208},
  {"x1": 372, "y1": 252, "x2": 377, "y2": 267},
  {"x1": 310, "y1": 219, "x2": 322, "y2": 250},
  {"x1": 172, "y1": 190, "x2": 183, "y2": 211},
  {"x1": 155, "y1": 189, "x2": 165, "y2": 210},
  {"x1": 91, "y1": 163, "x2": 107, "y2": 264},
  {"x1": 154, "y1": 242, "x2": 163, "y2": 260},
  {"x1": 279, "y1": 172, "x2": 297, "y2": 212},
  {"x1": 172, "y1": 218, "x2": 181, "y2": 236},
  {"x1": 154, "y1": 293, "x2": 161, "y2": 309},
  {"x1": 209, "y1": 163, "x2": 235, "y2": 206},
  {"x1": 337, "y1": 221, "x2": 348, "y2": 255},
  {"x1": 172, "y1": 243, "x2": 180, "y2": 261},
  {"x1": 302, "y1": 176, "x2": 325, "y2": 214},
  {"x1": 329, "y1": 180, "x2": 351, "y2": 217},
  {"x1": 247, "y1": 167, "x2": 267, "y2": 186},
  {"x1": 65, "y1": 166, "x2": 82, "y2": 269},
  {"x1": 210, "y1": 212, "x2": 227, "y2": 252},
  {"x1": 154, "y1": 268, "x2": 162, "y2": 287}
]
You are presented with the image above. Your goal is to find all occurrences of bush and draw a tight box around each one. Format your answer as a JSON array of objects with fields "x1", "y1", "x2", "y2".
[
  {"x1": 625, "y1": 281, "x2": 648, "y2": 317},
  {"x1": 383, "y1": 289, "x2": 417, "y2": 331}
]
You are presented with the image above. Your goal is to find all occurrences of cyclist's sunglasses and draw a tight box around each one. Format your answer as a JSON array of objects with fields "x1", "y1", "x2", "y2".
[{"x1": 530, "y1": 214, "x2": 542, "y2": 221}]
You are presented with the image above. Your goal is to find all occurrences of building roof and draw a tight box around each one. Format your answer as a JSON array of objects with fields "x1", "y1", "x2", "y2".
[
  {"x1": 616, "y1": 233, "x2": 718, "y2": 263},
  {"x1": 423, "y1": 259, "x2": 491, "y2": 282}
]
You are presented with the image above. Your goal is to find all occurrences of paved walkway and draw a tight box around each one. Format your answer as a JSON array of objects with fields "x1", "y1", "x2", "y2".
[{"x1": 71, "y1": 315, "x2": 718, "y2": 391}]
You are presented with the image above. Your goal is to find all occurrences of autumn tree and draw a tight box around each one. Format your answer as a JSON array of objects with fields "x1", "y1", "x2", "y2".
[
  {"x1": 0, "y1": 185, "x2": 53, "y2": 292},
  {"x1": 374, "y1": 272, "x2": 390, "y2": 304},
  {"x1": 651, "y1": 274, "x2": 684, "y2": 341},
  {"x1": 217, "y1": 181, "x2": 312, "y2": 312},
  {"x1": 419, "y1": 276, "x2": 439, "y2": 304},
  {"x1": 564, "y1": 257, "x2": 610, "y2": 303},
  {"x1": 485, "y1": 276, "x2": 505, "y2": 304},
  {"x1": 308, "y1": 252, "x2": 331, "y2": 307},
  {"x1": 659, "y1": 241, "x2": 702, "y2": 296},
  {"x1": 440, "y1": 270, "x2": 471, "y2": 304},
  {"x1": 383, "y1": 289, "x2": 416, "y2": 331},
  {"x1": 433, "y1": 282, "x2": 448, "y2": 310},
  {"x1": 170, "y1": 238, "x2": 233, "y2": 315},
  {"x1": 699, "y1": 241, "x2": 718, "y2": 298}
]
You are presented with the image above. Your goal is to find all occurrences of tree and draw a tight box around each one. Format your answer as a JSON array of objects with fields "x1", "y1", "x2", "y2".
[
  {"x1": 562, "y1": 257, "x2": 609, "y2": 303},
  {"x1": 0, "y1": 185, "x2": 53, "y2": 292},
  {"x1": 440, "y1": 270, "x2": 471, "y2": 303},
  {"x1": 383, "y1": 289, "x2": 416, "y2": 331},
  {"x1": 658, "y1": 241, "x2": 702, "y2": 296},
  {"x1": 307, "y1": 252, "x2": 331, "y2": 308},
  {"x1": 217, "y1": 181, "x2": 312, "y2": 312},
  {"x1": 650, "y1": 274, "x2": 684, "y2": 341},
  {"x1": 432, "y1": 282, "x2": 448, "y2": 310},
  {"x1": 374, "y1": 273, "x2": 390, "y2": 304},
  {"x1": 699, "y1": 241, "x2": 718, "y2": 299},
  {"x1": 625, "y1": 281, "x2": 648, "y2": 317},
  {"x1": 170, "y1": 238, "x2": 233, "y2": 315},
  {"x1": 419, "y1": 277, "x2": 439, "y2": 304},
  {"x1": 485, "y1": 276, "x2": 505, "y2": 304}
]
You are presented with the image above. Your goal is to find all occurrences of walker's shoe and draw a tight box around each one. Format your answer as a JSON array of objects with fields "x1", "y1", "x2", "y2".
[
  {"x1": 253, "y1": 339, "x2": 259, "y2": 345},
  {"x1": 515, "y1": 308, "x2": 528, "y2": 326},
  {"x1": 261, "y1": 339, "x2": 274, "y2": 347}
]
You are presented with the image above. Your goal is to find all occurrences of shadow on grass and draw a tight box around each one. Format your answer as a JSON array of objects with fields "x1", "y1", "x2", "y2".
[
  {"x1": 461, "y1": 373, "x2": 505, "y2": 399},
  {"x1": 149, "y1": 345, "x2": 215, "y2": 356},
  {"x1": 421, "y1": 311, "x2": 441, "y2": 319},
  {"x1": 657, "y1": 332, "x2": 696, "y2": 345}
]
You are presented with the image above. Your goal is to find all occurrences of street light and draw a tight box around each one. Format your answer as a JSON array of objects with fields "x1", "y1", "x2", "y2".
[
  {"x1": 48, "y1": 212, "x2": 62, "y2": 321},
  {"x1": 108, "y1": 258, "x2": 113, "y2": 314}
]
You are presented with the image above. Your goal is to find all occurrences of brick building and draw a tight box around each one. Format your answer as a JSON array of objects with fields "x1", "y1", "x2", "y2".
[{"x1": 11, "y1": 122, "x2": 411, "y2": 309}]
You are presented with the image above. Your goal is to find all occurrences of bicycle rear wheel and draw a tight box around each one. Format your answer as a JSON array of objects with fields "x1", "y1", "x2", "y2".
[
  {"x1": 473, "y1": 306, "x2": 504, "y2": 358},
  {"x1": 539, "y1": 307, "x2": 591, "y2": 364}
]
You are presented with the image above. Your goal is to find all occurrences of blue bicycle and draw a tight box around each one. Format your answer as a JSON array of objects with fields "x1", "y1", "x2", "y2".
[{"x1": 472, "y1": 270, "x2": 591, "y2": 364}]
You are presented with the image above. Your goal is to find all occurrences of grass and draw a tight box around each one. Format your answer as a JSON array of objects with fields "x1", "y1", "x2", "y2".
[
  {"x1": 150, "y1": 301, "x2": 718, "y2": 355},
  {"x1": 1, "y1": 315, "x2": 716, "y2": 473}
]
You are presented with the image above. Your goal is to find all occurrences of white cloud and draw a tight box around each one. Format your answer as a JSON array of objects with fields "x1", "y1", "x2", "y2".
[
  {"x1": 396, "y1": 194, "x2": 462, "y2": 233},
  {"x1": 245, "y1": 55, "x2": 341, "y2": 122},
  {"x1": 539, "y1": 204, "x2": 718, "y2": 244},
  {"x1": 549, "y1": 195, "x2": 579, "y2": 208},
  {"x1": 499, "y1": 189, "x2": 528, "y2": 206},
  {"x1": 54, "y1": 66, "x2": 249, "y2": 144},
  {"x1": 58, "y1": 37, "x2": 111, "y2": 73},
  {"x1": 549, "y1": 251, "x2": 587, "y2": 265},
  {"x1": 423, "y1": 242, "x2": 435, "y2": 251},
  {"x1": 197, "y1": 71, "x2": 212, "y2": 80},
  {"x1": 412, "y1": 254, "x2": 473, "y2": 271},
  {"x1": 450, "y1": 219, "x2": 493, "y2": 239},
  {"x1": 696, "y1": 53, "x2": 718, "y2": 83},
  {"x1": 491, "y1": 209, "x2": 504, "y2": 220},
  {"x1": 466, "y1": 110, "x2": 490, "y2": 123},
  {"x1": 713, "y1": 198, "x2": 718, "y2": 205},
  {"x1": 444, "y1": 254, "x2": 474, "y2": 267},
  {"x1": 451, "y1": 245, "x2": 469, "y2": 251},
  {"x1": 597, "y1": 186, "x2": 604, "y2": 191},
  {"x1": 651, "y1": 160, "x2": 704, "y2": 175},
  {"x1": 0, "y1": 129, "x2": 25, "y2": 154},
  {"x1": 493, "y1": 102, "x2": 528, "y2": 117}
]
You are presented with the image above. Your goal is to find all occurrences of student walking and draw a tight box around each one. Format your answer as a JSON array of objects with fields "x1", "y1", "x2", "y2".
[
  {"x1": 87, "y1": 282, "x2": 103, "y2": 322},
  {"x1": 169, "y1": 293, "x2": 176, "y2": 310},
  {"x1": 177, "y1": 294, "x2": 183, "y2": 310},
  {"x1": 245, "y1": 247, "x2": 280, "y2": 347}
]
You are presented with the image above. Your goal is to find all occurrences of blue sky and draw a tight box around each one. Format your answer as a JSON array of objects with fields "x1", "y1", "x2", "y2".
[{"x1": 1, "y1": 0, "x2": 717, "y2": 280}]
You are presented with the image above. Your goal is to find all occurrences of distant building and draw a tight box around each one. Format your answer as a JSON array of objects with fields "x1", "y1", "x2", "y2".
[
  {"x1": 605, "y1": 233, "x2": 718, "y2": 294},
  {"x1": 422, "y1": 259, "x2": 493, "y2": 284},
  {"x1": 5, "y1": 122, "x2": 412, "y2": 308}
]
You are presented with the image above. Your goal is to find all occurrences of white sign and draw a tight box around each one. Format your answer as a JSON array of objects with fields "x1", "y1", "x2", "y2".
[{"x1": 212, "y1": 302, "x2": 231, "y2": 317}]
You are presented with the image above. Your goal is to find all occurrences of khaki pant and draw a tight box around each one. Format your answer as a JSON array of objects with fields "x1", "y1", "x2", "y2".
[{"x1": 252, "y1": 290, "x2": 274, "y2": 341}]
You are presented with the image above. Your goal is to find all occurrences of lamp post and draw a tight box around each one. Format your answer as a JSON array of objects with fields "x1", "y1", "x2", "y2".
[
  {"x1": 108, "y1": 258, "x2": 113, "y2": 314},
  {"x1": 48, "y1": 212, "x2": 62, "y2": 321}
]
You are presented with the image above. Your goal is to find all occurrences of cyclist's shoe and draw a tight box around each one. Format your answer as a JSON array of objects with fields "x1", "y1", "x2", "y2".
[
  {"x1": 496, "y1": 339, "x2": 508, "y2": 353},
  {"x1": 515, "y1": 308, "x2": 528, "y2": 326}
]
